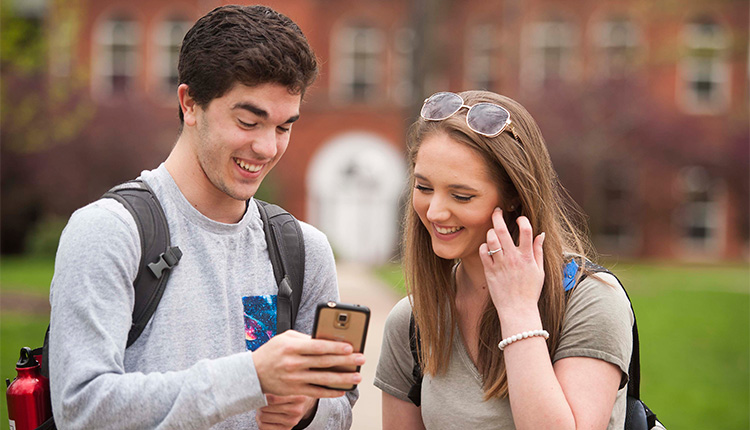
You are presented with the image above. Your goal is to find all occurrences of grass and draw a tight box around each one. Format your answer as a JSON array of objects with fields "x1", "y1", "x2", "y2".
[
  {"x1": 1, "y1": 256, "x2": 748, "y2": 429},
  {"x1": 375, "y1": 260, "x2": 750, "y2": 430},
  {"x1": 0, "y1": 256, "x2": 55, "y2": 297},
  {"x1": 1, "y1": 256, "x2": 54, "y2": 429}
]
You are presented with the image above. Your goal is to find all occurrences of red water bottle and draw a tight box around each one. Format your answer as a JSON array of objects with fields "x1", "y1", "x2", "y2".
[{"x1": 5, "y1": 347, "x2": 52, "y2": 430}]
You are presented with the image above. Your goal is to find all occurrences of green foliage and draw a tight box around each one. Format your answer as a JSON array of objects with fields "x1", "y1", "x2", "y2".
[
  {"x1": 375, "y1": 261, "x2": 750, "y2": 429},
  {"x1": 0, "y1": 0, "x2": 95, "y2": 154},
  {"x1": 0, "y1": 3, "x2": 46, "y2": 74},
  {"x1": 25, "y1": 217, "x2": 67, "y2": 259}
]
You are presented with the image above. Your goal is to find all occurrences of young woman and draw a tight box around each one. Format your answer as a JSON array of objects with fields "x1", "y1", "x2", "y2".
[{"x1": 375, "y1": 91, "x2": 633, "y2": 429}]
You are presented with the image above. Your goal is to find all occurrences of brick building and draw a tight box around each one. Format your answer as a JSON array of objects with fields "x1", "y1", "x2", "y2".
[{"x1": 2, "y1": 0, "x2": 748, "y2": 263}]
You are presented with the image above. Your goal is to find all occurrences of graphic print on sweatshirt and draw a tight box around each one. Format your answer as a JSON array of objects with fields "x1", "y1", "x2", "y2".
[{"x1": 243, "y1": 295, "x2": 277, "y2": 351}]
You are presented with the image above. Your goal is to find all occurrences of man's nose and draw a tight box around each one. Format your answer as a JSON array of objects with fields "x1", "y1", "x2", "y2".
[{"x1": 252, "y1": 128, "x2": 278, "y2": 159}]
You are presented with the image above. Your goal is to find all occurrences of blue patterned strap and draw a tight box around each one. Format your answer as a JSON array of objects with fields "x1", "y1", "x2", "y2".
[{"x1": 563, "y1": 259, "x2": 579, "y2": 292}]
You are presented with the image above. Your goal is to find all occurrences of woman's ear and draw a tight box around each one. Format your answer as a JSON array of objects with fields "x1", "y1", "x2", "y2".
[{"x1": 506, "y1": 198, "x2": 521, "y2": 213}]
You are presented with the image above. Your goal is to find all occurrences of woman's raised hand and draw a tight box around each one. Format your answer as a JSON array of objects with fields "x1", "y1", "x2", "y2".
[{"x1": 479, "y1": 208, "x2": 545, "y2": 320}]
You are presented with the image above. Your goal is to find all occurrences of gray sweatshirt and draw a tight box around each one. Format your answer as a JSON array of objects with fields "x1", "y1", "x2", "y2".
[{"x1": 49, "y1": 164, "x2": 356, "y2": 429}]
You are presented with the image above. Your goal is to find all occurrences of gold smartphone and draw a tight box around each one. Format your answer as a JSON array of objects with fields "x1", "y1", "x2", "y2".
[{"x1": 312, "y1": 301, "x2": 370, "y2": 391}]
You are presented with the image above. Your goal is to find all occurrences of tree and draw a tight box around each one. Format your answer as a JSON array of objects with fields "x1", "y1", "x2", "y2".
[{"x1": 1, "y1": 0, "x2": 94, "y2": 253}]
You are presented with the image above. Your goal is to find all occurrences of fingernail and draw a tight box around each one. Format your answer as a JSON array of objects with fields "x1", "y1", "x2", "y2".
[
  {"x1": 353, "y1": 374, "x2": 362, "y2": 383},
  {"x1": 343, "y1": 344, "x2": 353, "y2": 354},
  {"x1": 355, "y1": 355, "x2": 366, "y2": 365}
]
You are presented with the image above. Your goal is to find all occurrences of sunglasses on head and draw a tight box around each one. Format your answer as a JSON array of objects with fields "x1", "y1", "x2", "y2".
[{"x1": 420, "y1": 92, "x2": 521, "y2": 142}]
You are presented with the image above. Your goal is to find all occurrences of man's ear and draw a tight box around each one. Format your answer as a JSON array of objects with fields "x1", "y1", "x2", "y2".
[{"x1": 178, "y1": 84, "x2": 198, "y2": 126}]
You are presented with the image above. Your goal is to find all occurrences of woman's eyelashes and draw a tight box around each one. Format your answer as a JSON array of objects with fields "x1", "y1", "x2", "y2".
[{"x1": 415, "y1": 184, "x2": 475, "y2": 202}]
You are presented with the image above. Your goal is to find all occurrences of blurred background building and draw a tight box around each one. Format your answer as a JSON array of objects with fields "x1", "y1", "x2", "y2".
[{"x1": 1, "y1": 0, "x2": 748, "y2": 264}]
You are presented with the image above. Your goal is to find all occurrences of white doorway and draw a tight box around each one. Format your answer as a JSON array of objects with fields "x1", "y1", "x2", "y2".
[{"x1": 307, "y1": 132, "x2": 406, "y2": 264}]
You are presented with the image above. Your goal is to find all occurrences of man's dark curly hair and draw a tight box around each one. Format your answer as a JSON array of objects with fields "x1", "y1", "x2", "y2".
[{"x1": 177, "y1": 5, "x2": 318, "y2": 122}]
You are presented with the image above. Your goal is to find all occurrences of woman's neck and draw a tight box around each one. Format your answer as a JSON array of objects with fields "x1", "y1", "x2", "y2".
[{"x1": 455, "y1": 256, "x2": 489, "y2": 297}]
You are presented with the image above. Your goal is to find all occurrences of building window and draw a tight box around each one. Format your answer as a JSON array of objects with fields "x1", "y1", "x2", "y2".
[
  {"x1": 680, "y1": 166, "x2": 720, "y2": 250},
  {"x1": 679, "y1": 18, "x2": 729, "y2": 114},
  {"x1": 95, "y1": 16, "x2": 139, "y2": 97},
  {"x1": 393, "y1": 28, "x2": 415, "y2": 106},
  {"x1": 466, "y1": 24, "x2": 497, "y2": 90},
  {"x1": 526, "y1": 19, "x2": 577, "y2": 88},
  {"x1": 154, "y1": 18, "x2": 191, "y2": 98},
  {"x1": 594, "y1": 17, "x2": 640, "y2": 79},
  {"x1": 333, "y1": 25, "x2": 384, "y2": 102}
]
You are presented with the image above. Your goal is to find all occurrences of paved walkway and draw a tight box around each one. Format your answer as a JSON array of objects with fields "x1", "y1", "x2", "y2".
[{"x1": 335, "y1": 262, "x2": 403, "y2": 430}]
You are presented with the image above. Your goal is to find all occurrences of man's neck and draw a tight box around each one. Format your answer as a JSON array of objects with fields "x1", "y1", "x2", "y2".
[{"x1": 164, "y1": 137, "x2": 248, "y2": 224}]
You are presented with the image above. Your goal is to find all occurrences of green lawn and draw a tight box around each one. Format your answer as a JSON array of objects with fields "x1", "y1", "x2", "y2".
[
  {"x1": 1, "y1": 257, "x2": 54, "y2": 429},
  {"x1": 376, "y1": 260, "x2": 750, "y2": 430},
  {"x1": 0, "y1": 256, "x2": 55, "y2": 297},
  {"x1": 1, "y1": 257, "x2": 748, "y2": 429}
]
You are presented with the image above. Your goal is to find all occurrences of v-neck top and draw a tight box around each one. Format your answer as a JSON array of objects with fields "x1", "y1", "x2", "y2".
[{"x1": 374, "y1": 271, "x2": 633, "y2": 429}]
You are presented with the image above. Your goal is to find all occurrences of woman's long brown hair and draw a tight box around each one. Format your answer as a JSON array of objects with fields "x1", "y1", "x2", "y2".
[{"x1": 403, "y1": 90, "x2": 595, "y2": 399}]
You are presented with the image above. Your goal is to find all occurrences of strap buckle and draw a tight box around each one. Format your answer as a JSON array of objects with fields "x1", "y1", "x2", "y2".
[{"x1": 147, "y1": 246, "x2": 183, "y2": 278}]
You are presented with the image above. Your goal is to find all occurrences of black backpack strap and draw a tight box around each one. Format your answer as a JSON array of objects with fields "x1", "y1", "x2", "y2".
[
  {"x1": 576, "y1": 261, "x2": 640, "y2": 398},
  {"x1": 577, "y1": 261, "x2": 658, "y2": 428},
  {"x1": 41, "y1": 180, "x2": 181, "y2": 378},
  {"x1": 103, "y1": 180, "x2": 182, "y2": 347},
  {"x1": 255, "y1": 200, "x2": 305, "y2": 334},
  {"x1": 407, "y1": 312, "x2": 423, "y2": 406}
]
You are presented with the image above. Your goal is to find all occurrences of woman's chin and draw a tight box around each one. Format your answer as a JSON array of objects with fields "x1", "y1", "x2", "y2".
[{"x1": 431, "y1": 245, "x2": 459, "y2": 261}]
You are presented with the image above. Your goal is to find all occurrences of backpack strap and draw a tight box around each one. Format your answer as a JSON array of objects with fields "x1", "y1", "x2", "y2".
[
  {"x1": 255, "y1": 200, "x2": 305, "y2": 334},
  {"x1": 41, "y1": 180, "x2": 181, "y2": 378},
  {"x1": 407, "y1": 312, "x2": 423, "y2": 406},
  {"x1": 571, "y1": 260, "x2": 641, "y2": 399},
  {"x1": 103, "y1": 180, "x2": 182, "y2": 347},
  {"x1": 575, "y1": 260, "x2": 658, "y2": 428}
]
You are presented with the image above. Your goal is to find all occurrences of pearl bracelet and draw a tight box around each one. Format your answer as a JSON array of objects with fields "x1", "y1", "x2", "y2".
[{"x1": 498, "y1": 329, "x2": 550, "y2": 351}]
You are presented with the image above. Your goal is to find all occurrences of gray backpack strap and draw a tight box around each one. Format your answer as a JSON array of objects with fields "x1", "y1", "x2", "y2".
[
  {"x1": 103, "y1": 180, "x2": 182, "y2": 347},
  {"x1": 255, "y1": 200, "x2": 305, "y2": 334}
]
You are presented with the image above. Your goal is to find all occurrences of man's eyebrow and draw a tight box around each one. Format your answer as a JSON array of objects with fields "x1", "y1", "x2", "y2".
[
  {"x1": 232, "y1": 102, "x2": 268, "y2": 119},
  {"x1": 232, "y1": 102, "x2": 300, "y2": 124}
]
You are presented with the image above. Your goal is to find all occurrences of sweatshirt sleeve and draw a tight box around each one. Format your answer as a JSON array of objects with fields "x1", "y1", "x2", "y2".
[
  {"x1": 49, "y1": 200, "x2": 267, "y2": 429},
  {"x1": 292, "y1": 222, "x2": 357, "y2": 429}
]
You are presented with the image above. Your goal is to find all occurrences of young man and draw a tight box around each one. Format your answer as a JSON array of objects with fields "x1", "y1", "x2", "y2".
[{"x1": 49, "y1": 5, "x2": 362, "y2": 429}]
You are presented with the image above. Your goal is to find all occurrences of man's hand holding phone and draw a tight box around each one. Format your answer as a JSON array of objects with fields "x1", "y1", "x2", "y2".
[{"x1": 252, "y1": 330, "x2": 366, "y2": 399}]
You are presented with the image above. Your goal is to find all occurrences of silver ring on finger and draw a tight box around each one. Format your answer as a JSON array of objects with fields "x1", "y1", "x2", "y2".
[{"x1": 488, "y1": 247, "x2": 502, "y2": 256}]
